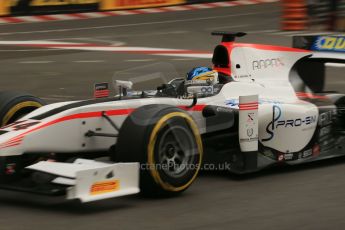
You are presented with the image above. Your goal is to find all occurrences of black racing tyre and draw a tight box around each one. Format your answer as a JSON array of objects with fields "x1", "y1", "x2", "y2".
[
  {"x1": 114, "y1": 104, "x2": 203, "y2": 196},
  {"x1": 0, "y1": 91, "x2": 45, "y2": 127},
  {"x1": 335, "y1": 97, "x2": 345, "y2": 129}
]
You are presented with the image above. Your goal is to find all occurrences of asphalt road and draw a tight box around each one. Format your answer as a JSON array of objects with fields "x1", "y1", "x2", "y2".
[{"x1": 0, "y1": 2, "x2": 345, "y2": 230}]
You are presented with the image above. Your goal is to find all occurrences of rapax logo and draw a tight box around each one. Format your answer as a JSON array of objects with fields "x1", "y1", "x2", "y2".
[{"x1": 252, "y1": 58, "x2": 284, "y2": 70}]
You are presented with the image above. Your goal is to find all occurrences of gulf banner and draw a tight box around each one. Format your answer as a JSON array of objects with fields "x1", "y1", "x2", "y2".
[{"x1": 100, "y1": 0, "x2": 185, "y2": 10}]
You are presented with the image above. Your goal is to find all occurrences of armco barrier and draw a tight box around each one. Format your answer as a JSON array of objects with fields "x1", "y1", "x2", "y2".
[
  {"x1": 2, "y1": 0, "x2": 186, "y2": 16},
  {"x1": 100, "y1": 0, "x2": 185, "y2": 10},
  {"x1": 8, "y1": 0, "x2": 100, "y2": 16}
]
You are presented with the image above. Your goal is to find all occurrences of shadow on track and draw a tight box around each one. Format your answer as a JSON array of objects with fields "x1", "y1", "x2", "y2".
[
  {"x1": 0, "y1": 155, "x2": 344, "y2": 213},
  {"x1": 200, "y1": 155, "x2": 345, "y2": 181}
]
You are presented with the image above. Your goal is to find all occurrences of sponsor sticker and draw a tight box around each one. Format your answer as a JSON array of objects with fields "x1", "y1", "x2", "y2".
[
  {"x1": 284, "y1": 153, "x2": 293, "y2": 160},
  {"x1": 252, "y1": 58, "x2": 284, "y2": 70},
  {"x1": 302, "y1": 149, "x2": 312, "y2": 158},
  {"x1": 90, "y1": 180, "x2": 120, "y2": 195},
  {"x1": 94, "y1": 82, "x2": 110, "y2": 98},
  {"x1": 311, "y1": 36, "x2": 345, "y2": 52},
  {"x1": 261, "y1": 105, "x2": 317, "y2": 142}
]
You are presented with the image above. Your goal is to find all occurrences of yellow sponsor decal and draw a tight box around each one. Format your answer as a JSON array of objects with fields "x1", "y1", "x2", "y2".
[
  {"x1": 315, "y1": 36, "x2": 345, "y2": 51},
  {"x1": 101, "y1": 0, "x2": 184, "y2": 10},
  {"x1": 90, "y1": 180, "x2": 120, "y2": 195},
  {"x1": 30, "y1": 0, "x2": 99, "y2": 6}
]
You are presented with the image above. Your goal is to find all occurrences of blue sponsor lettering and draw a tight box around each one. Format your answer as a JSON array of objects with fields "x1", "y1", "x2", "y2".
[{"x1": 262, "y1": 105, "x2": 316, "y2": 142}]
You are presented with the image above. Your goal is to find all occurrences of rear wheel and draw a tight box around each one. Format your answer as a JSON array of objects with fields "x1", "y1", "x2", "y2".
[
  {"x1": 0, "y1": 91, "x2": 45, "y2": 126},
  {"x1": 335, "y1": 97, "x2": 345, "y2": 130},
  {"x1": 114, "y1": 105, "x2": 203, "y2": 196}
]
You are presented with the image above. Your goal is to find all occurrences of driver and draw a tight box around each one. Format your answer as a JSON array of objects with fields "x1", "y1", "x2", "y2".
[
  {"x1": 186, "y1": 67, "x2": 231, "y2": 84},
  {"x1": 187, "y1": 67, "x2": 217, "y2": 82}
]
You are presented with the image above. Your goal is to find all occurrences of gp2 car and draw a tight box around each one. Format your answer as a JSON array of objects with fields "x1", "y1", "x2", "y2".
[{"x1": 0, "y1": 32, "x2": 343, "y2": 202}]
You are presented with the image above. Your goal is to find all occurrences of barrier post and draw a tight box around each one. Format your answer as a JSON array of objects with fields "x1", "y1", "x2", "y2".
[
  {"x1": 0, "y1": 0, "x2": 10, "y2": 16},
  {"x1": 282, "y1": 0, "x2": 308, "y2": 31},
  {"x1": 336, "y1": 0, "x2": 345, "y2": 31},
  {"x1": 100, "y1": 0, "x2": 112, "y2": 10}
]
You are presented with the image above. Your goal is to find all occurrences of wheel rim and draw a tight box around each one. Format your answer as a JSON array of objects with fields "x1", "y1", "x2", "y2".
[
  {"x1": 148, "y1": 111, "x2": 203, "y2": 192},
  {"x1": 157, "y1": 125, "x2": 198, "y2": 178}
]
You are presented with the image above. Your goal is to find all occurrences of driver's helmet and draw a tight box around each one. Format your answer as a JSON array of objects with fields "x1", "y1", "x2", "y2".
[{"x1": 187, "y1": 67, "x2": 217, "y2": 81}]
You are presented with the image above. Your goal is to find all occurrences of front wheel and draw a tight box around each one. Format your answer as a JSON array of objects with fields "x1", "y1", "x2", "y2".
[
  {"x1": 0, "y1": 91, "x2": 45, "y2": 126},
  {"x1": 114, "y1": 105, "x2": 203, "y2": 196}
]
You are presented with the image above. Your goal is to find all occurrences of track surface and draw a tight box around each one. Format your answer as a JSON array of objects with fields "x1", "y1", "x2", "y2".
[{"x1": 0, "y1": 2, "x2": 345, "y2": 230}]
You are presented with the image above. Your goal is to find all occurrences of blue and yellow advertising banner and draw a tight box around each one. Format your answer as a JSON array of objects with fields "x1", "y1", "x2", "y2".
[
  {"x1": 100, "y1": 0, "x2": 185, "y2": 10},
  {"x1": 293, "y1": 35, "x2": 345, "y2": 53},
  {"x1": 311, "y1": 36, "x2": 345, "y2": 52}
]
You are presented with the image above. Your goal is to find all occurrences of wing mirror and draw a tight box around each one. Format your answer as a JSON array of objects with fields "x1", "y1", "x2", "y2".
[{"x1": 114, "y1": 80, "x2": 133, "y2": 98}]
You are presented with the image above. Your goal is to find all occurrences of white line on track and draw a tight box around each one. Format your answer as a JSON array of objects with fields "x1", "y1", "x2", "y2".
[
  {"x1": 73, "y1": 60, "x2": 106, "y2": 63},
  {"x1": 159, "y1": 53, "x2": 212, "y2": 58},
  {"x1": 208, "y1": 24, "x2": 250, "y2": 30},
  {"x1": 125, "y1": 59, "x2": 156, "y2": 62},
  {"x1": 47, "y1": 95, "x2": 76, "y2": 98},
  {"x1": 19, "y1": 60, "x2": 55, "y2": 64},
  {"x1": 246, "y1": 29, "x2": 279, "y2": 34},
  {"x1": 0, "y1": 10, "x2": 279, "y2": 36},
  {"x1": 171, "y1": 58, "x2": 201, "y2": 61}
]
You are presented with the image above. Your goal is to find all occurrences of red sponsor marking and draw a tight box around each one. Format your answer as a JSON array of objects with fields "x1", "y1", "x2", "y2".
[
  {"x1": 239, "y1": 102, "x2": 259, "y2": 110},
  {"x1": 94, "y1": 90, "x2": 110, "y2": 98},
  {"x1": 239, "y1": 102, "x2": 258, "y2": 106},
  {"x1": 296, "y1": 92, "x2": 328, "y2": 99},
  {"x1": 239, "y1": 107, "x2": 258, "y2": 111}
]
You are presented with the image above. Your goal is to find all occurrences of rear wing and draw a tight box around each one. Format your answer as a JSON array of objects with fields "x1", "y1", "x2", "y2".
[{"x1": 291, "y1": 35, "x2": 345, "y2": 92}]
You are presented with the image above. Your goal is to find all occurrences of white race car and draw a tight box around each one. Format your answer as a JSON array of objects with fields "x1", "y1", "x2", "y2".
[{"x1": 0, "y1": 32, "x2": 343, "y2": 202}]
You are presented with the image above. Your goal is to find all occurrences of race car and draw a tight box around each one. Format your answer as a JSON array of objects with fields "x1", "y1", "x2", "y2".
[{"x1": 0, "y1": 32, "x2": 343, "y2": 202}]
